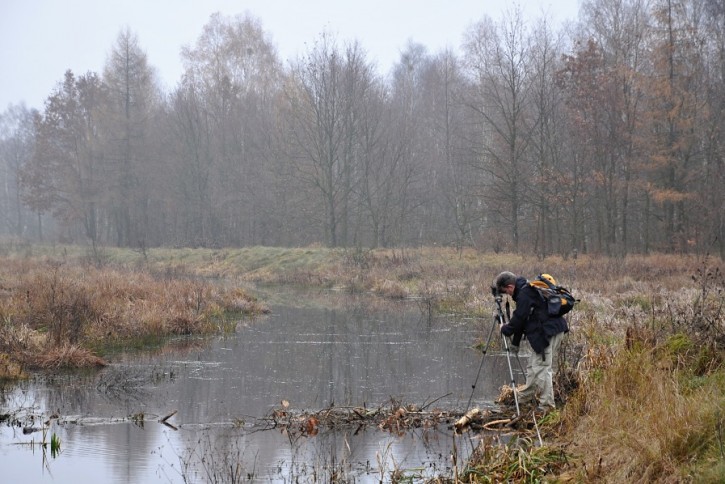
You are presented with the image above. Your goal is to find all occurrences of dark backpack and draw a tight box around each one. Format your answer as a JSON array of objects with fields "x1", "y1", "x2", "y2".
[{"x1": 529, "y1": 273, "x2": 577, "y2": 317}]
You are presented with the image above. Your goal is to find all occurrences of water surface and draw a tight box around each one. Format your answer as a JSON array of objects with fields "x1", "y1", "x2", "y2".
[{"x1": 0, "y1": 287, "x2": 518, "y2": 482}]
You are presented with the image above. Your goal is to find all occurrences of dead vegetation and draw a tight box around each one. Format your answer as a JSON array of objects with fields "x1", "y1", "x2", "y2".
[
  {"x1": 256, "y1": 394, "x2": 572, "y2": 483},
  {"x1": 31, "y1": 344, "x2": 107, "y2": 369},
  {"x1": 260, "y1": 398, "x2": 457, "y2": 439},
  {"x1": 0, "y1": 256, "x2": 268, "y2": 374},
  {"x1": 258, "y1": 395, "x2": 542, "y2": 441}
]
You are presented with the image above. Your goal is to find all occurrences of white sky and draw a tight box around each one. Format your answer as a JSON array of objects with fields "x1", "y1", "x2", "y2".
[{"x1": 0, "y1": 0, "x2": 580, "y2": 111}]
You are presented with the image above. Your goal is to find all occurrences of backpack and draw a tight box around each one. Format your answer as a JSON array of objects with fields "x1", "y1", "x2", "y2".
[{"x1": 529, "y1": 273, "x2": 577, "y2": 317}]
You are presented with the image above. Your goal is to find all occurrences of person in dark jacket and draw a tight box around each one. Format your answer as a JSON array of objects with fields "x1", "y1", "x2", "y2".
[{"x1": 494, "y1": 271, "x2": 568, "y2": 410}]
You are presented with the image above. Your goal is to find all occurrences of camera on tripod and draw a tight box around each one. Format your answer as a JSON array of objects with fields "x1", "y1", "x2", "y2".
[{"x1": 490, "y1": 285, "x2": 503, "y2": 301}]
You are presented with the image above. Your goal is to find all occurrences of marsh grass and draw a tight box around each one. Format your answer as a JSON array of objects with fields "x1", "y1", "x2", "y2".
[
  {"x1": 33, "y1": 344, "x2": 107, "y2": 369},
  {"x1": 3, "y1": 244, "x2": 709, "y2": 310},
  {"x1": 461, "y1": 436, "x2": 570, "y2": 483},
  {"x1": 561, "y1": 337, "x2": 724, "y2": 482},
  {"x1": 548, "y1": 257, "x2": 723, "y2": 483},
  {"x1": 0, "y1": 256, "x2": 268, "y2": 370},
  {"x1": 176, "y1": 432, "x2": 256, "y2": 483},
  {"x1": 0, "y1": 352, "x2": 25, "y2": 379},
  {"x1": 49, "y1": 432, "x2": 61, "y2": 458}
]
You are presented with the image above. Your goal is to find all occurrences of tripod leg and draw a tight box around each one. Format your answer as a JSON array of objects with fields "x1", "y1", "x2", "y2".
[
  {"x1": 465, "y1": 315, "x2": 498, "y2": 412},
  {"x1": 501, "y1": 331, "x2": 521, "y2": 417}
]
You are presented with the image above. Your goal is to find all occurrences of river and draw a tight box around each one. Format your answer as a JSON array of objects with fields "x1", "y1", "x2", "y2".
[{"x1": 0, "y1": 286, "x2": 518, "y2": 483}]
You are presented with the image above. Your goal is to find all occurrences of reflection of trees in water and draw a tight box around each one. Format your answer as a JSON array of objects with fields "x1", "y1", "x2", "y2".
[
  {"x1": 0, "y1": 373, "x2": 103, "y2": 425},
  {"x1": 42, "y1": 367, "x2": 179, "y2": 484},
  {"x1": 0, "y1": 382, "x2": 44, "y2": 427},
  {"x1": 253, "y1": 284, "x2": 412, "y2": 314},
  {"x1": 246, "y1": 297, "x2": 488, "y2": 412},
  {"x1": 39, "y1": 364, "x2": 176, "y2": 414},
  {"x1": 95, "y1": 365, "x2": 155, "y2": 404}
]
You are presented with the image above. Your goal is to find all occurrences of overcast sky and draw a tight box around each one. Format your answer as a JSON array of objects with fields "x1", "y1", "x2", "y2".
[{"x1": 0, "y1": 0, "x2": 580, "y2": 111}]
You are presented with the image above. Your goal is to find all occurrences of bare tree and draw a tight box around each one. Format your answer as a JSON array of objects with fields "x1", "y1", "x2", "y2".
[
  {"x1": 283, "y1": 33, "x2": 378, "y2": 247},
  {"x1": 702, "y1": 0, "x2": 725, "y2": 257},
  {"x1": 527, "y1": 16, "x2": 571, "y2": 257},
  {"x1": 102, "y1": 27, "x2": 160, "y2": 247},
  {"x1": 21, "y1": 71, "x2": 107, "y2": 245},
  {"x1": 174, "y1": 12, "x2": 283, "y2": 246},
  {"x1": 166, "y1": 82, "x2": 215, "y2": 246},
  {"x1": 421, "y1": 50, "x2": 480, "y2": 252},
  {"x1": 388, "y1": 42, "x2": 432, "y2": 246},
  {"x1": 463, "y1": 9, "x2": 536, "y2": 253},
  {"x1": 354, "y1": 59, "x2": 418, "y2": 248},
  {"x1": 0, "y1": 104, "x2": 37, "y2": 238}
]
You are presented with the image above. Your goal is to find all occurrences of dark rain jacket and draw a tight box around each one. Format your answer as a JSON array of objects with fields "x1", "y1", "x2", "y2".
[{"x1": 500, "y1": 276, "x2": 568, "y2": 355}]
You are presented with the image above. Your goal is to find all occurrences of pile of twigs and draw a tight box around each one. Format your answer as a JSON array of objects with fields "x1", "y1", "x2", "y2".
[{"x1": 257, "y1": 396, "x2": 533, "y2": 438}]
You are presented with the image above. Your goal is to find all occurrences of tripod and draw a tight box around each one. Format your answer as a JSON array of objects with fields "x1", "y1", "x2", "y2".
[{"x1": 465, "y1": 293, "x2": 523, "y2": 417}]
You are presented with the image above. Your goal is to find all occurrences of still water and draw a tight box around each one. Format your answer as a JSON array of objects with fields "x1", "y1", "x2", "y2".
[{"x1": 0, "y1": 287, "x2": 517, "y2": 483}]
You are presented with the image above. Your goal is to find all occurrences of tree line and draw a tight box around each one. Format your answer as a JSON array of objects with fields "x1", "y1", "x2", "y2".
[{"x1": 0, "y1": 0, "x2": 723, "y2": 257}]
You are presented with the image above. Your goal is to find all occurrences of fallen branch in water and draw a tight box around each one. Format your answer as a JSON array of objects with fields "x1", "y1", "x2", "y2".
[
  {"x1": 454, "y1": 407, "x2": 482, "y2": 432},
  {"x1": 483, "y1": 418, "x2": 512, "y2": 431},
  {"x1": 160, "y1": 410, "x2": 178, "y2": 430},
  {"x1": 256, "y1": 396, "x2": 537, "y2": 439},
  {"x1": 160, "y1": 410, "x2": 177, "y2": 423}
]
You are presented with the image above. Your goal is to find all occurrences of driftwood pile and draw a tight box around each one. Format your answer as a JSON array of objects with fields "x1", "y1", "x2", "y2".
[{"x1": 258, "y1": 391, "x2": 539, "y2": 439}]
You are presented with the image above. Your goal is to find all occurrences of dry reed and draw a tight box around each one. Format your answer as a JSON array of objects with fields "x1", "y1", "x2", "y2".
[{"x1": 0, "y1": 256, "x2": 268, "y2": 370}]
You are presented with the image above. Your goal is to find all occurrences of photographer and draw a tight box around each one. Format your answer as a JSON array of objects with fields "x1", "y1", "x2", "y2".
[{"x1": 493, "y1": 271, "x2": 568, "y2": 411}]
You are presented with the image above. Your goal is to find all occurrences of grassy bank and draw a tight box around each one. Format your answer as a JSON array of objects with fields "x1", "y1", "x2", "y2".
[
  {"x1": 0, "y1": 255, "x2": 268, "y2": 374},
  {"x1": 0, "y1": 242, "x2": 722, "y2": 481}
]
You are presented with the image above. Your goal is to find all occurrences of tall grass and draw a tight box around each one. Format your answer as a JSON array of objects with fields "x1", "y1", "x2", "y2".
[
  {"x1": 0, "y1": 257, "x2": 267, "y2": 371},
  {"x1": 548, "y1": 257, "x2": 725, "y2": 482},
  {"x1": 561, "y1": 332, "x2": 724, "y2": 482}
]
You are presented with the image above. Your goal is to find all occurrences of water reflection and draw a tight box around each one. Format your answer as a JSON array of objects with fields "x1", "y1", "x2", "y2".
[{"x1": 0, "y1": 287, "x2": 519, "y2": 482}]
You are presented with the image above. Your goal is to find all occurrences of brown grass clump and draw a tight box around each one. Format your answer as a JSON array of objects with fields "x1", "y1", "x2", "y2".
[
  {"x1": 30, "y1": 344, "x2": 107, "y2": 369},
  {"x1": 0, "y1": 352, "x2": 26, "y2": 379},
  {"x1": 559, "y1": 328, "x2": 724, "y2": 483},
  {"x1": 370, "y1": 279, "x2": 410, "y2": 299},
  {"x1": 461, "y1": 436, "x2": 571, "y2": 483},
  {"x1": 0, "y1": 256, "x2": 268, "y2": 373}
]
